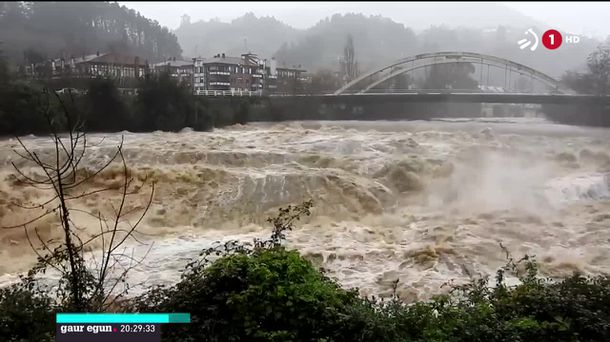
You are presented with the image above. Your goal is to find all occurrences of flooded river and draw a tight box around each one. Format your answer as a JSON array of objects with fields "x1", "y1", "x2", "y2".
[{"x1": 1, "y1": 118, "x2": 609, "y2": 301}]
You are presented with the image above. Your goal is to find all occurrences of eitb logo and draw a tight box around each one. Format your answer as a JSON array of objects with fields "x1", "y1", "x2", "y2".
[
  {"x1": 518, "y1": 28, "x2": 580, "y2": 51},
  {"x1": 517, "y1": 28, "x2": 539, "y2": 51}
]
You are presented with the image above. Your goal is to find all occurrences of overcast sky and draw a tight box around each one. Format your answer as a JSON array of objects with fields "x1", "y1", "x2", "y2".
[{"x1": 118, "y1": 1, "x2": 610, "y2": 39}]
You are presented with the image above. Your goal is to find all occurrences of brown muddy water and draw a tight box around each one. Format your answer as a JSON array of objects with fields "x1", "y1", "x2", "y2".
[{"x1": 1, "y1": 118, "x2": 609, "y2": 301}]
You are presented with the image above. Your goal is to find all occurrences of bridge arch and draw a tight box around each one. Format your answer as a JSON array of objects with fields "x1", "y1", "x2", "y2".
[{"x1": 334, "y1": 51, "x2": 571, "y2": 95}]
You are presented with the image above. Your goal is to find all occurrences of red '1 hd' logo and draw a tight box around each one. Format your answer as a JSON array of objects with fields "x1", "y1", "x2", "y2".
[{"x1": 542, "y1": 29, "x2": 562, "y2": 50}]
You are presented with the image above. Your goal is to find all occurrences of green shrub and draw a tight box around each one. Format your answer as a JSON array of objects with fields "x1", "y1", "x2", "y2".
[
  {"x1": 385, "y1": 257, "x2": 610, "y2": 342},
  {"x1": 142, "y1": 247, "x2": 382, "y2": 341},
  {"x1": 134, "y1": 72, "x2": 212, "y2": 132},
  {"x1": 135, "y1": 201, "x2": 384, "y2": 341},
  {"x1": 133, "y1": 200, "x2": 396, "y2": 341},
  {"x1": 0, "y1": 73, "x2": 214, "y2": 135},
  {"x1": 0, "y1": 284, "x2": 54, "y2": 342},
  {"x1": 82, "y1": 78, "x2": 131, "y2": 132},
  {"x1": 0, "y1": 82, "x2": 48, "y2": 135}
]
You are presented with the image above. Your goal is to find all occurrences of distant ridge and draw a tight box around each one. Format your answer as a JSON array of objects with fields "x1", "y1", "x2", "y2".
[{"x1": 174, "y1": 9, "x2": 597, "y2": 78}]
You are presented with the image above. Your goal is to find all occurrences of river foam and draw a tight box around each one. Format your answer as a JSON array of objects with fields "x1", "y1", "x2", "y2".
[{"x1": 1, "y1": 118, "x2": 609, "y2": 300}]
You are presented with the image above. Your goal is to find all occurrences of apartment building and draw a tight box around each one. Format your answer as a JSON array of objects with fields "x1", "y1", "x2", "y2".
[
  {"x1": 192, "y1": 53, "x2": 264, "y2": 95},
  {"x1": 192, "y1": 53, "x2": 307, "y2": 95},
  {"x1": 25, "y1": 52, "x2": 148, "y2": 88},
  {"x1": 150, "y1": 57, "x2": 194, "y2": 87}
]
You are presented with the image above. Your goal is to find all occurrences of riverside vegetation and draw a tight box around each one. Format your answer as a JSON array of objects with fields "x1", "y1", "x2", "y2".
[
  {"x1": 2, "y1": 198, "x2": 610, "y2": 341},
  {"x1": 0, "y1": 71, "x2": 217, "y2": 136},
  {"x1": 0, "y1": 113, "x2": 609, "y2": 341}
]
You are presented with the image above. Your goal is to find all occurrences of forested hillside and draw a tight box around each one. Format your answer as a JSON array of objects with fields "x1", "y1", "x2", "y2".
[
  {"x1": 274, "y1": 14, "x2": 417, "y2": 72},
  {"x1": 0, "y1": 1, "x2": 181, "y2": 66}
]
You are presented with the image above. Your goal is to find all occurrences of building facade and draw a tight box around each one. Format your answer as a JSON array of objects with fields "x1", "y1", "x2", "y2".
[
  {"x1": 23, "y1": 50, "x2": 310, "y2": 95},
  {"x1": 192, "y1": 53, "x2": 308, "y2": 95},
  {"x1": 192, "y1": 53, "x2": 265, "y2": 95},
  {"x1": 150, "y1": 58, "x2": 194, "y2": 87},
  {"x1": 274, "y1": 66, "x2": 308, "y2": 95},
  {"x1": 25, "y1": 52, "x2": 148, "y2": 89}
]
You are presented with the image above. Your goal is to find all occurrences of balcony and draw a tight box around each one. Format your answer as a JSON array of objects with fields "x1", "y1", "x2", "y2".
[
  {"x1": 194, "y1": 89, "x2": 264, "y2": 97},
  {"x1": 209, "y1": 71, "x2": 231, "y2": 76}
]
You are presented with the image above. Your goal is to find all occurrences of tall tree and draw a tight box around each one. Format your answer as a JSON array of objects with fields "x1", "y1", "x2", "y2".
[
  {"x1": 421, "y1": 62, "x2": 478, "y2": 90},
  {"x1": 0, "y1": 41, "x2": 8, "y2": 83},
  {"x1": 134, "y1": 72, "x2": 210, "y2": 132},
  {"x1": 0, "y1": 1, "x2": 27, "y2": 26},
  {"x1": 341, "y1": 34, "x2": 358, "y2": 83},
  {"x1": 308, "y1": 69, "x2": 341, "y2": 93},
  {"x1": 23, "y1": 47, "x2": 46, "y2": 65},
  {"x1": 562, "y1": 42, "x2": 610, "y2": 95},
  {"x1": 586, "y1": 43, "x2": 610, "y2": 95},
  {"x1": 83, "y1": 78, "x2": 129, "y2": 132},
  {"x1": 392, "y1": 73, "x2": 411, "y2": 92}
]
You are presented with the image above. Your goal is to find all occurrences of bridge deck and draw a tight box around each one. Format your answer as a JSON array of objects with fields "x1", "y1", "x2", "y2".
[{"x1": 269, "y1": 93, "x2": 610, "y2": 105}]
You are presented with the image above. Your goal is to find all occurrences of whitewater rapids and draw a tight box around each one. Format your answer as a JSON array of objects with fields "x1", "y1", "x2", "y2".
[{"x1": 1, "y1": 119, "x2": 609, "y2": 301}]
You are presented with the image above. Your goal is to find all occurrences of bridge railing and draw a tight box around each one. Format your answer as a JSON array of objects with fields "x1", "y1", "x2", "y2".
[
  {"x1": 194, "y1": 89, "x2": 264, "y2": 97},
  {"x1": 333, "y1": 88, "x2": 565, "y2": 95},
  {"x1": 355, "y1": 88, "x2": 485, "y2": 94},
  {"x1": 192, "y1": 89, "x2": 571, "y2": 97},
  {"x1": 192, "y1": 90, "x2": 333, "y2": 97}
]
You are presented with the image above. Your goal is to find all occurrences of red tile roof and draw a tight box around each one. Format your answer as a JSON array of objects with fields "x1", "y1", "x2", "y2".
[{"x1": 76, "y1": 53, "x2": 146, "y2": 66}]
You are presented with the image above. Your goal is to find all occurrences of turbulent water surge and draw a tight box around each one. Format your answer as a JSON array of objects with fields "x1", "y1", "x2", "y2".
[{"x1": 1, "y1": 119, "x2": 609, "y2": 301}]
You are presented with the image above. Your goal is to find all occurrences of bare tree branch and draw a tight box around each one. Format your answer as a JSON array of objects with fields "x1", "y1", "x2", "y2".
[{"x1": 9, "y1": 88, "x2": 154, "y2": 312}]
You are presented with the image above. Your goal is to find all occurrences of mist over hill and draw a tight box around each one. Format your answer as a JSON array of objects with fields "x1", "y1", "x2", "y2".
[
  {"x1": 175, "y1": 12, "x2": 300, "y2": 62},
  {"x1": 246, "y1": 2, "x2": 547, "y2": 32},
  {"x1": 0, "y1": 2, "x2": 603, "y2": 79},
  {"x1": 174, "y1": 10, "x2": 599, "y2": 78}
]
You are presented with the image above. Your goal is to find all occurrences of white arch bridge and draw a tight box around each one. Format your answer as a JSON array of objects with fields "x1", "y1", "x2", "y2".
[
  {"x1": 334, "y1": 51, "x2": 573, "y2": 95},
  {"x1": 205, "y1": 51, "x2": 610, "y2": 105}
]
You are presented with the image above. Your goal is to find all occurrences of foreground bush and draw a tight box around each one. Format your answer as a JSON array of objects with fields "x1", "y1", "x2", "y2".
[
  {"x1": 133, "y1": 201, "x2": 385, "y2": 341},
  {"x1": 0, "y1": 284, "x2": 54, "y2": 342},
  {"x1": 386, "y1": 258, "x2": 610, "y2": 342},
  {"x1": 138, "y1": 247, "x2": 384, "y2": 341},
  {"x1": 132, "y1": 247, "x2": 610, "y2": 342}
]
